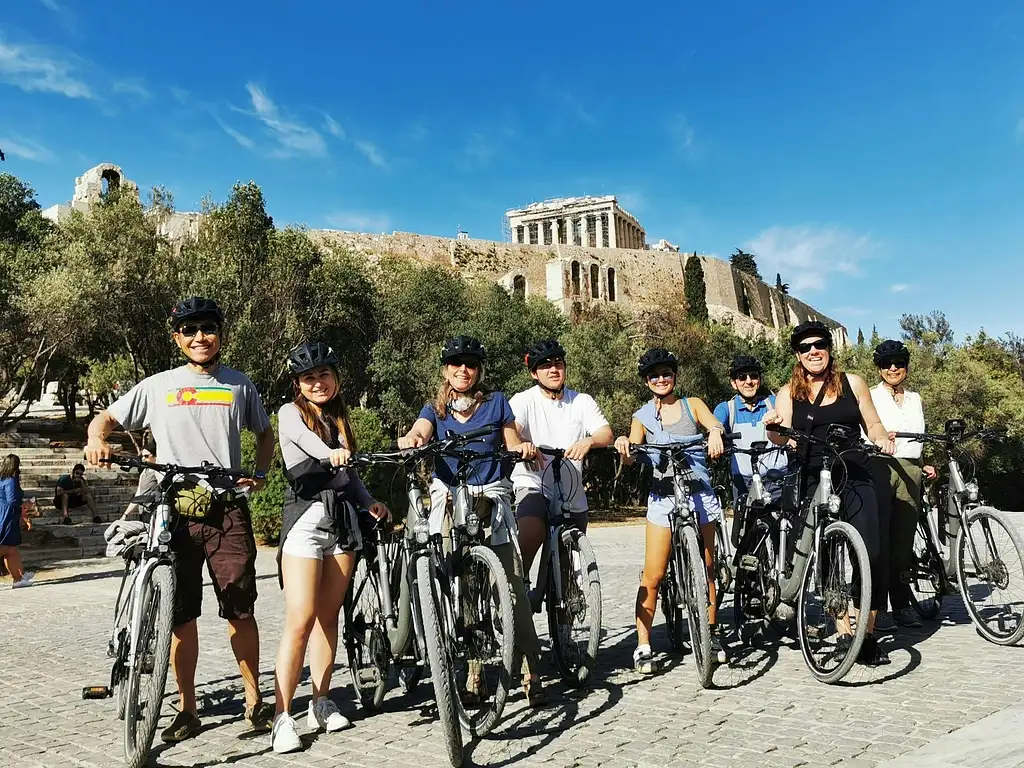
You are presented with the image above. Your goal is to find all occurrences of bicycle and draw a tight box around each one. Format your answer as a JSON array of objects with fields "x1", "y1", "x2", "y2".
[
  {"x1": 82, "y1": 454, "x2": 248, "y2": 768},
  {"x1": 630, "y1": 433, "x2": 738, "y2": 688},
  {"x1": 344, "y1": 426, "x2": 517, "y2": 765},
  {"x1": 736, "y1": 424, "x2": 875, "y2": 684},
  {"x1": 521, "y1": 445, "x2": 604, "y2": 688},
  {"x1": 894, "y1": 421, "x2": 1024, "y2": 644}
]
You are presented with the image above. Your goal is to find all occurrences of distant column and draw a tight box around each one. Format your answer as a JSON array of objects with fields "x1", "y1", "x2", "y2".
[{"x1": 597, "y1": 213, "x2": 605, "y2": 249}]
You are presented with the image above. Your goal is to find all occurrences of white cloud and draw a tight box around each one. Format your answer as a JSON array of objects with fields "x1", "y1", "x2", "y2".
[
  {"x1": 0, "y1": 38, "x2": 93, "y2": 98},
  {"x1": 669, "y1": 114, "x2": 697, "y2": 159},
  {"x1": 0, "y1": 136, "x2": 55, "y2": 162},
  {"x1": 170, "y1": 86, "x2": 190, "y2": 105},
  {"x1": 323, "y1": 113, "x2": 345, "y2": 139},
  {"x1": 239, "y1": 82, "x2": 326, "y2": 158},
  {"x1": 464, "y1": 132, "x2": 494, "y2": 167},
  {"x1": 744, "y1": 225, "x2": 878, "y2": 293},
  {"x1": 355, "y1": 140, "x2": 386, "y2": 167},
  {"x1": 325, "y1": 210, "x2": 391, "y2": 232},
  {"x1": 617, "y1": 191, "x2": 646, "y2": 213},
  {"x1": 113, "y1": 79, "x2": 150, "y2": 99},
  {"x1": 213, "y1": 114, "x2": 254, "y2": 148},
  {"x1": 889, "y1": 283, "x2": 910, "y2": 293}
]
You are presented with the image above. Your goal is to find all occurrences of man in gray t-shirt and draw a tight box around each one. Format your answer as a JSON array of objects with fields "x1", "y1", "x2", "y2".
[{"x1": 85, "y1": 297, "x2": 276, "y2": 743}]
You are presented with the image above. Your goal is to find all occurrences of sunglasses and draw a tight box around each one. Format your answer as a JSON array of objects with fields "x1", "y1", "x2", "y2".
[
  {"x1": 536, "y1": 358, "x2": 565, "y2": 370},
  {"x1": 647, "y1": 371, "x2": 676, "y2": 382},
  {"x1": 880, "y1": 358, "x2": 908, "y2": 370},
  {"x1": 796, "y1": 340, "x2": 831, "y2": 354},
  {"x1": 177, "y1": 322, "x2": 221, "y2": 338},
  {"x1": 733, "y1": 372, "x2": 760, "y2": 382},
  {"x1": 448, "y1": 357, "x2": 480, "y2": 370}
]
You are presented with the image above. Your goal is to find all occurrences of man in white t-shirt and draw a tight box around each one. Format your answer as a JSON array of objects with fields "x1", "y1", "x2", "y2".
[
  {"x1": 869, "y1": 340, "x2": 937, "y2": 631},
  {"x1": 510, "y1": 339, "x2": 614, "y2": 574}
]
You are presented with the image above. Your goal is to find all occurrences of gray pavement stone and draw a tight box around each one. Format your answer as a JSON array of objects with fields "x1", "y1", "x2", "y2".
[{"x1": 2, "y1": 524, "x2": 1024, "y2": 767}]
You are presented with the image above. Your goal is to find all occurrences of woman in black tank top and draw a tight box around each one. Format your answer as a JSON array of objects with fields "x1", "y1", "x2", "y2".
[{"x1": 766, "y1": 322, "x2": 896, "y2": 667}]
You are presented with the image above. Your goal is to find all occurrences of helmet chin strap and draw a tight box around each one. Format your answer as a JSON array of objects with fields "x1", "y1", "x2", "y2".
[
  {"x1": 537, "y1": 379, "x2": 564, "y2": 396},
  {"x1": 184, "y1": 350, "x2": 220, "y2": 370}
]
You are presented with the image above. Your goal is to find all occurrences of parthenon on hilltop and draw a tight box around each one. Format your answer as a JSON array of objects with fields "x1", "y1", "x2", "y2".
[
  {"x1": 38, "y1": 164, "x2": 848, "y2": 346},
  {"x1": 505, "y1": 195, "x2": 647, "y2": 250}
]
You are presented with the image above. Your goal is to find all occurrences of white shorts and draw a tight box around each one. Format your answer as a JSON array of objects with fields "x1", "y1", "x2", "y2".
[
  {"x1": 281, "y1": 502, "x2": 351, "y2": 560},
  {"x1": 646, "y1": 490, "x2": 722, "y2": 529}
]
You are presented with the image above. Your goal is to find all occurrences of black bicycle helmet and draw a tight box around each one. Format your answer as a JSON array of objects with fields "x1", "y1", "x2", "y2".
[
  {"x1": 288, "y1": 341, "x2": 339, "y2": 375},
  {"x1": 440, "y1": 335, "x2": 487, "y2": 364},
  {"x1": 729, "y1": 354, "x2": 764, "y2": 378},
  {"x1": 638, "y1": 348, "x2": 678, "y2": 379},
  {"x1": 525, "y1": 339, "x2": 567, "y2": 371},
  {"x1": 169, "y1": 296, "x2": 224, "y2": 330},
  {"x1": 790, "y1": 320, "x2": 831, "y2": 350},
  {"x1": 873, "y1": 339, "x2": 910, "y2": 367}
]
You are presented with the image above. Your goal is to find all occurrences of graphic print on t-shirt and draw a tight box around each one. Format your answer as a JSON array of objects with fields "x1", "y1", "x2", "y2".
[{"x1": 166, "y1": 386, "x2": 234, "y2": 408}]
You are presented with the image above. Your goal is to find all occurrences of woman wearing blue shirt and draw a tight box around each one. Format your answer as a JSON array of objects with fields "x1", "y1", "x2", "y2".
[
  {"x1": 399, "y1": 336, "x2": 548, "y2": 707},
  {"x1": 1, "y1": 454, "x2": 34, "y2": 588}
]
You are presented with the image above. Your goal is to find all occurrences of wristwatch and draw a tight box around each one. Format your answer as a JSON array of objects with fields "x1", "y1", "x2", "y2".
[{"x1": 254, "y1": 470, "x2": 267, "y2": 481}]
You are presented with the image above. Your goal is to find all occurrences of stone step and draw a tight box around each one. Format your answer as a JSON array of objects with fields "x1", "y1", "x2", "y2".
[
  {"x1": 21, "y1": 545, "x2": 108, "y2": 565},
  {"x1": 32, "y1": 505, "x2": 132, "y2": 527}
]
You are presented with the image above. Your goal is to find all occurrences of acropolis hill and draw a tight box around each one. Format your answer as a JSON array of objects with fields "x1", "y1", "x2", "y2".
[{"x1": 41, "y1": 164, "x2": 848, "y2": 346}]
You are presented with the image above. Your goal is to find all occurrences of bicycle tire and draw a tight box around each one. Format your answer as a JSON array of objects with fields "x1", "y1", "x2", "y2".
[
  {"x1": 547, "y1": 528, "x2": 602, "y2": 688},
  {"x1": 681, "y1": 525, "x2": 714, "y2": 688},
  {"x1": 796, "y1": 521, "x2": 869, "y2": 684},
  {"x1": 345, "y1": 556, "x2": 390, "y2": 711},
  {"x1": 454, "y1": 545, "x2": 515, "y2": 737},
  {"x1": 659, "y1": 555, "x2": 686, "y2": 653},
  {"x1": 112, "y1": 563, "x2": 138, "y2": 720},
  {"x1": 123, "y1": 563, "x2": 174, "y2": 768},
  {"x1": 955, "y1": 506, "x2": 1024, "y2": 646},
  {"x1": 714, "y1": 520, "x2": 733, "y2": 602},
  {"x1": 733, "y1": 519, "x2": 777, "y2": 646},
  {"x1": 416, "y1": 554, "x2": 463, "y2": 767},
  {"x1": 909, "y1": 518, "x2": 944, "y2": 621}
]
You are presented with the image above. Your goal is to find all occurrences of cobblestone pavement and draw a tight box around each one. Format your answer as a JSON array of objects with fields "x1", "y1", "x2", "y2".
[{"x1": 3, "y1": 523, "x2": 1024, "y2": 768}]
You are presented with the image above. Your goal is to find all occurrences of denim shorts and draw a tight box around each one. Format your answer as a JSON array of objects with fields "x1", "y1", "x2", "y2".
[{"x1": 646, "y1": 490, "x2": 722, "y2": 528}]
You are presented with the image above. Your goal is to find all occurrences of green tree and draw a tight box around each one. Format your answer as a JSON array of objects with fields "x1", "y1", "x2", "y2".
[
  {"x1": 857, "y1": 327, "x2": 865, "y2": 346},
  {"x1": 730, "y1": 248, "x2": 762, "y2": 280},
  {"x1": 900, "y1": 310, "x2": 954, "y2": 348},
  {"x1": 775, "y1": 272, "x2": 790, "y2": 294},
  {"x1": 684, "y1": 254, "x2": 708, "y2": 324}
]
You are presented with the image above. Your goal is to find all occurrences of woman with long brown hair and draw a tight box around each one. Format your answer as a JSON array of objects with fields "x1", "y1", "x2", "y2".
[
  {"x1": 1, "y1": 454, "x2": 34, "y2": 588},
  {"x1": 270, "y1": 342, "x2": 390, "y2": 754},
  {"x1": 766, "y1": 321, "x2": 895, "y2": 666}
]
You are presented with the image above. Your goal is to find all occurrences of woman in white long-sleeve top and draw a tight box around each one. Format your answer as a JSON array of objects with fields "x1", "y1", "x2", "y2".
[{"x1": 271, "y1": 342, "x2": 390, "y2": 754}]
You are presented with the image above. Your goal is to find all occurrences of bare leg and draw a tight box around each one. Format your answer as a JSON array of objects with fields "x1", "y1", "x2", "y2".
[
  {"x1": 517, "y1": 515, "x2": 546, "y2": 575},
  {"x1": 171, "y1": 620, "x2": 200, "y2": 715},
  {"x1": 60, "y1": 494, "x2": 70, "y2": 521},
  {"x1": 85, "y1": 492, "x2": 100, "y2": 517},
  {"x1": 308, "y1": 552, "x2": 355, "y2": 699},
  {"x1": 1, "y1": 545, "x2": 25, "y2": 582},
  {"x1": 274, "y1": 555, "x2": 321, "y2": 715},
  {"x1": 701, "y1": 522, "x2": 718, "y2": 625},
  {"x1": 635, "y1": 522, "x2": 672, "y2": 648},
  {"x1": 227, "y1": 617, "x2": 262, "y2": 710}
]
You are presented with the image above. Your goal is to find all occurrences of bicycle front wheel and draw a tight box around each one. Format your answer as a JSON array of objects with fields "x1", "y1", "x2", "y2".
[
  {"x1": 681, "y1": 525, "x2": 713, "y2": 688},
  {"x1": 956, "y1": 506, "x2": 1024, "y2": 645},
  {"x1": 416, "y1": 554, "x2": 463, "y2": 767},
  {"x1": 454, "y1": 545, "x2": 515, "y2": 737},
  {"x1": 796, "y1": 521, "x2": 870, "y2": 684},
  {"x1": 345, "y1": 554, "x2": 391, "y2": 711},
  {"x1": 547, "y1": 528, "x2": 602, "y2": 688},
  {"x1": 123, "y1": 563, "x2": 174, "y2": 768},
  {"x1": 909, "y1": 515, "x2": 945, "y2": 621}
]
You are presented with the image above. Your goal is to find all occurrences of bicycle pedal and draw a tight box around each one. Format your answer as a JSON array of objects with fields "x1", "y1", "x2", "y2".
[
  {"x1": 82, "y1": 685, "x2": 112, "y2": 700},
  {"x1": 739, "y1": 555, "x2": 760, "y2": 572}
]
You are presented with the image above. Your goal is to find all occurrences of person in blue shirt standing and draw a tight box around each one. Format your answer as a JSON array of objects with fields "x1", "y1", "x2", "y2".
[
  {"x1": 398, "y1": 335, "x2": 548, "y2": 706},
  {"x1": 713, "y1": 355, "x2": 789, "y2": 506}
]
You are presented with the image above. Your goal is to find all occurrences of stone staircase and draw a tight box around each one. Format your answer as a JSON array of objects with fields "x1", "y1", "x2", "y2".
[{"x1": 7, "y1": 442, "x2": 138, "y2": 567}]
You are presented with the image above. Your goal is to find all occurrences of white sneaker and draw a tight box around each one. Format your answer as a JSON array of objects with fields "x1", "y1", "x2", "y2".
[
  {"x1": 12, "y1": 573, "x2": 34, "y2": 589},
  {"x1": 271, "y1": 712, "x2": 302, "y2": 754},
  {"x1": 307, "y1": 696, "x2": 351, "y2": 733}
]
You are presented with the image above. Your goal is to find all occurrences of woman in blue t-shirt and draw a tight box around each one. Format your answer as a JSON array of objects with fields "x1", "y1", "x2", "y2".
[{"x1": 398, "y1": 335, "x2": 548, "y2": 707}]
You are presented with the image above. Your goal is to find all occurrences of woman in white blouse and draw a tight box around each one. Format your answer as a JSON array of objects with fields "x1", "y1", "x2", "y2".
[{"x1": 869, "y1": 340, "x2": 937, "y2": 630}]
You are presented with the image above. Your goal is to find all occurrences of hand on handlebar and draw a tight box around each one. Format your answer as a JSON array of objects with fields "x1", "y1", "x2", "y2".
[
  {"x1": 707, "y1": 429, "x2": 724, "y2": 460},
  {"x1": 874, "y1": 437, "x2": 896, "y2": 455},
  {"x1": 924, "y1": 465, "x2": 938, "y2": 481},
  {"x1": 763, "y1": 409, "x2": 782, "y2": 426},
  {"x1": 512, "y1": 441, "x2": 537, "y2": 462},
  {"x1": 614, "y1": 435, "x2": 632, "y2": 459},
  {"x1": 237, "y1": 476, "x2": 266, "y2": 492},
  {"x1": 84, "y1": 438, "x2": 115, "y2": 467},
  {"x1": 367, "y1": 501, "x2": 391, "y2": 521},
  {"x1": 329, "y1": 447, "x2": 352, "y2": 467},
  {"x1": 564, "y1": 437, "x2": 594, "y2": 462},
  {"x1": 397, "y1": 435, "x2": 424, "y2": 450}
]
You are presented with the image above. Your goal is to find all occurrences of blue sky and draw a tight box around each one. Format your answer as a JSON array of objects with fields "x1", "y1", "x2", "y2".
[{"x1": 2, "y1": 1, "x2": 1023, "y2": 341}]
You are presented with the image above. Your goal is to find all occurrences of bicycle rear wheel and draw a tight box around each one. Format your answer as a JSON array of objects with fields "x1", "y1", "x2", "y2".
[
  {"x1": 956, "y1": 506, "x2": 1024, "y2": 645},
  {"x1": 733, "y1": 519, "x2": 779, "y2": 646},
  {"x1": 454, "y1": 545, "x2": 515, "y2": 737},
  {"x1": 681, "y1": 525, "x2": 714, "y2": 688},
  {"x1": 796, "y1": 521, "x2": 869, "y2": 684},
  {"x1": 547, "y1": 528, "x2": 602, "y2": 688},
  {"x1": 345, "y1": 552, "x2": 391, "y2": 710},
  {"x1": 659, "y1": 554, "x2": 686, "y2": 653},
  {"x1": 416, "y1": 554, "x2": 463, "y2": 767},
  {"x1": 111, "y1": 561, "x2": 139, "y2": 720},
  {"x1": 123, "y1": 563, "x2": 174, "y2": 768},
  {"x1": 714, "y1": 519, "x2": 733, "y2": 604},
  {"x1": 909, "y1": 515, "x2": 945, "y2": 620}
]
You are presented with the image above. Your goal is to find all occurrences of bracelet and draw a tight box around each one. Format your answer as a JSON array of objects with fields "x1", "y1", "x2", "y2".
[{"x1": 709, "y1": 426, "x2": 725, "y2": 433}]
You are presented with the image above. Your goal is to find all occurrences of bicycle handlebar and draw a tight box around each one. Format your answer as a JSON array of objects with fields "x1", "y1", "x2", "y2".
[
  {"x1": 102, "y1": 453, "x2": 250, "y2": 480},
  {"x1": 893, "y1": 428, "x2": 1006, "y2": 445}
]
